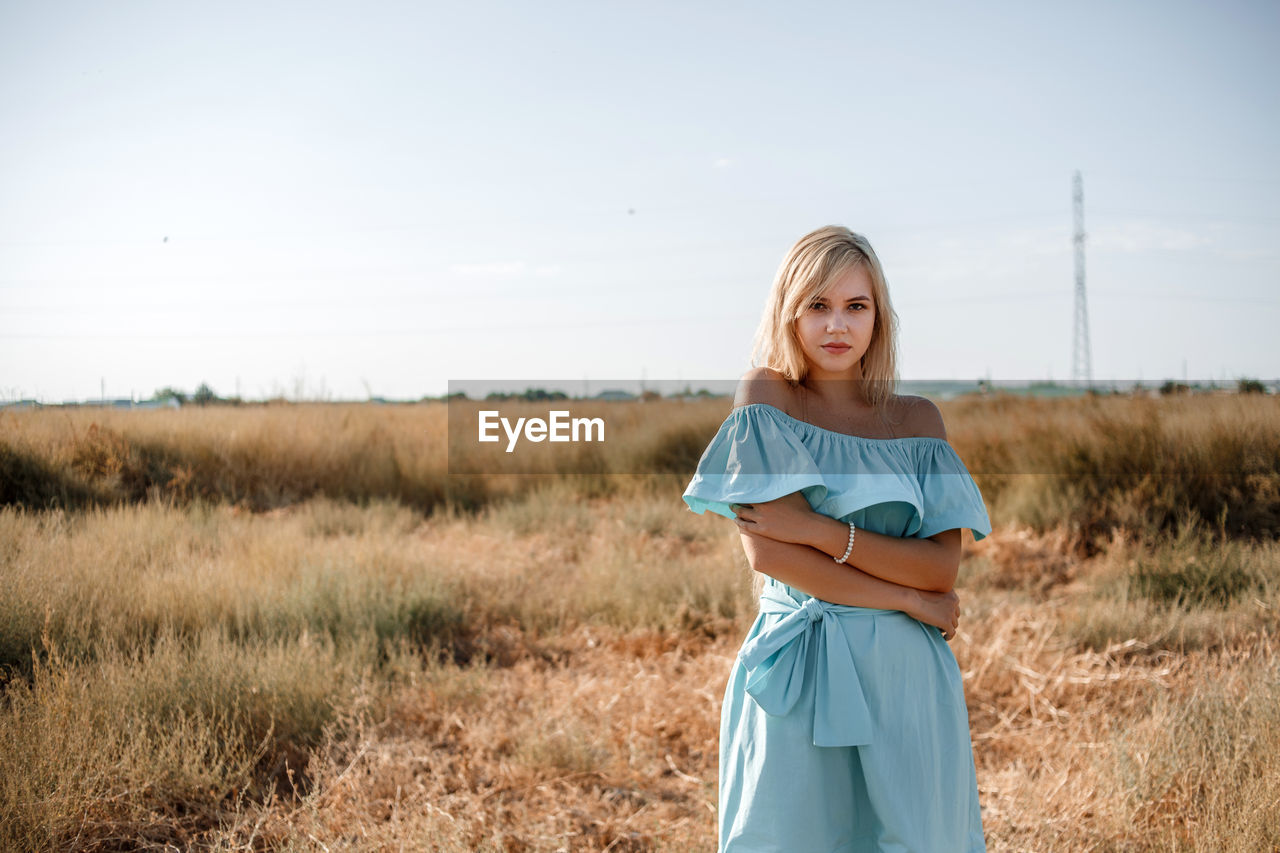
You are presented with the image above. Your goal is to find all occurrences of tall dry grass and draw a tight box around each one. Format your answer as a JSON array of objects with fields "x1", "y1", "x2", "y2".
[
  {"x1": 0, "y1": 486, "x2": 750, "y2": 850},
  {"x1": 2, "y1": 393, "x2": 1278, "y2": 850},
  {"x1": 950, "y1": 391, "x2": 1280, "y2": 551},
  {"x1": 0, "y1": 399, "x2": 719, "y2": 516},
  {"x1": 5, "y1": 393, "x2": 1277, "y2": 549}
]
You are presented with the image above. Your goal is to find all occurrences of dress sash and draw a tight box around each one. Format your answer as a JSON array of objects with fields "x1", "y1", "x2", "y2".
[{"x1": 737, "y1": 585, "x2": 883, "y2": 748}]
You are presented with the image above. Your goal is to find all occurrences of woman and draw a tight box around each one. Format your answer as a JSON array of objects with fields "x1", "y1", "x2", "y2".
[{"x1": 682, "y1": 225, "x2": 991, "y2": 852}]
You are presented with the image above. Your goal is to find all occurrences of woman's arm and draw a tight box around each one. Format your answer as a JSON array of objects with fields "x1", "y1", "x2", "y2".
[
  {"x1": 732, "y1": 491, "x2": 962, "y2": 591},
  {"x1": 732, "y1": 492, "x2": 962, "y2": 593},
  {"x1": 740, "y1": 529, "x2": 961, "y2": 637}
]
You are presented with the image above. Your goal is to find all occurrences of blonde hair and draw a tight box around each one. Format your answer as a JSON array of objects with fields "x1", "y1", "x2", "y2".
[{"x1": 749, "y1": 225, "x2": 900, "y2": 411}]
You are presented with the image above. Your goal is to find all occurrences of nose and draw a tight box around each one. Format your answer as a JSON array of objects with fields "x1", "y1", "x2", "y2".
[{"x1": 826, "y1": 312, "x2": 848, "y2": 332}]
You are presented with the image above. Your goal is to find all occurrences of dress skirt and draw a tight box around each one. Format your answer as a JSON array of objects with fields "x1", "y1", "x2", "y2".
[{"x1": 718, "y1": 580, "x2": 986, "y2": 853}]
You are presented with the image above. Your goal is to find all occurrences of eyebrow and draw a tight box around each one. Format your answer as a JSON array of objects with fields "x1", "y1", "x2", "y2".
[{"x1": 813, "y1": 295, "x2": 873, "y2": 302}]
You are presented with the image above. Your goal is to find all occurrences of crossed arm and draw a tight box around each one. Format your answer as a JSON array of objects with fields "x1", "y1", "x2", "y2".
[{"x1": 731, "y1": 491, "x2": 964, "y2": 639}]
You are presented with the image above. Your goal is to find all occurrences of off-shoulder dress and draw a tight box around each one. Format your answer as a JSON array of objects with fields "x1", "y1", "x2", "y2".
[{"x1": 683, "y1": 403, "x2": 992, "y2": 853}]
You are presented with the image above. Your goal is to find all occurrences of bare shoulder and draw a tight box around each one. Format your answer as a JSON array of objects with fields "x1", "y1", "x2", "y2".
[
  {"x1": 893, "y1": 394, "x2": 948, "y2": 440},
  {"x1": 732, "y1": 367, "x2": 797, "y2": 413}
]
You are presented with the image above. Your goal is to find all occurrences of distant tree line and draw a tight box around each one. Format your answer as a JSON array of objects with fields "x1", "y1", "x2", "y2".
[{"x1": 1159, "y1": 378, "x2": 1269, "y2": 395}]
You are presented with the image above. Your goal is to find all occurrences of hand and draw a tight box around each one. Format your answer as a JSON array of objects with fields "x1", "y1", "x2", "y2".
[
  {"x1": 729, "y1": 492, "x2": 820, "y2": 547},
  {"x1": 906, "y1": 588, "x2": 961, "y2": 641}
]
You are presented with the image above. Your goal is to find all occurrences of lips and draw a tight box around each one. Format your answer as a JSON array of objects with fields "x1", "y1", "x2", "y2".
[{"x1": 821, "y1": 343, "x2": 851, "y2": 353}]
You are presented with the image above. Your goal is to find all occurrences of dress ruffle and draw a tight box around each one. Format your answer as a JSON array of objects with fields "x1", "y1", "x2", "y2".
[{"x1": 682, "y1": 403, "x2": 991, "y2": 541}]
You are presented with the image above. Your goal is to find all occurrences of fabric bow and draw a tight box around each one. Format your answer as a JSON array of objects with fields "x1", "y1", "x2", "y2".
[{"x1": 737, "y1": 586, "x2": 875, "y2": 747}]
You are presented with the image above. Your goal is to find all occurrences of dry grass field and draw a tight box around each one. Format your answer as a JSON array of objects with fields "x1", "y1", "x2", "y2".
[{"x1": 2, "y1": 393, "x2": 1278, "y2": 851}]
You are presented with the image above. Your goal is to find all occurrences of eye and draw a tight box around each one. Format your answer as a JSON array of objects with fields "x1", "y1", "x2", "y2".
[{"x1": 809, "y1": 301, "x2": 827, "y2": 311}]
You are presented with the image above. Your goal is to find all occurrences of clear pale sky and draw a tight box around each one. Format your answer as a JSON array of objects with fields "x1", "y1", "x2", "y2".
[{"x1": 3, "y1": 0, "x2": 1277, "y2": 402}]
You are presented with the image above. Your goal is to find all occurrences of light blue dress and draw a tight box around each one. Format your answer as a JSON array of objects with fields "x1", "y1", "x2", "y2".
[{"x1": 682, "y1": 403, "x2": 992, "y2": 853}]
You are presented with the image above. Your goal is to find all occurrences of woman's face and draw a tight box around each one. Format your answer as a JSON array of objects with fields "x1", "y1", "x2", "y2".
[{"x1": 793, "y1": 264, "x2": 877, "y2": 381}]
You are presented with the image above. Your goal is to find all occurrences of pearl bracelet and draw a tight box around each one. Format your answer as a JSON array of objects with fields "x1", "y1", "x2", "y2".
[{"x1": 835, "y1": 520, "x2": 855, "y2": 563}]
